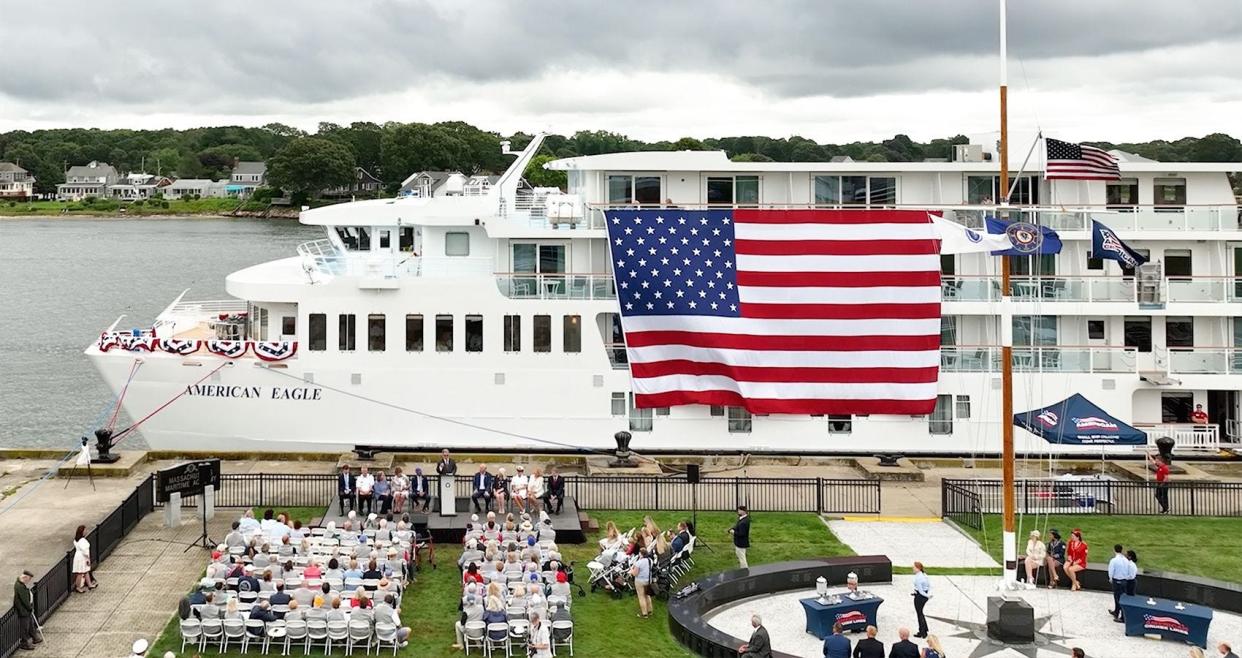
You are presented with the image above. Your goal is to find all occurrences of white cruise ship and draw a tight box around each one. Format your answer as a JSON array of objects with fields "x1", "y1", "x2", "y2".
[{"x1": 86, "y1": 135, "x2": 1242, "y2": 455}]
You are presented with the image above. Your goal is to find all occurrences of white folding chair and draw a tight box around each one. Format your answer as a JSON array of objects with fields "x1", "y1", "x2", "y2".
[
  {"x1": 179, "y1": 619, "x2": 202, "y2": 654},
  {"x1": 551, "y1": 620, "x2": 573, "y2": 656},
  {"x1": 464, "y1": 620, "x2": 486, "y2": 655},
  {"x1": 373, "y1": 622, "x2": 401, "y2": 655},
  {"x1": 200, "y1": 618, "x2": 225, "y2": 652},
  {"x1": 327, "y1": 619, "x2": 350, "y2": 653},
  {"x1": 243, "y1": 618, "x2": 267, "y2": 653},
  {"x1": 484, "y1": 622, "x2": 510, "y2": 658},
  {"x1": 283, "y1": 620, "x2": 309, "y2": 656},
  {"x1": 345, "y1": 619, "x2": 372, "y2": 655},
  {"x1": 306, "y1": 620, "x2": 330, "y2": 654}
]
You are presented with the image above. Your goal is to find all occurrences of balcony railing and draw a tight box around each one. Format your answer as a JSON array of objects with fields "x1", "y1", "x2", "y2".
[
  {"x1": 495, "y1": 273, "x2": 617, "y2": 300},
  {"x1": 1165, "y1": 277, "x2": 1242, "y2": 303},
  {"x1": 1167, "y1": 347, "x2": 1242, "y2": 374},
  {"x1": 942, "y1": 276, "x2": 1137, "y2": 303},
  {"x1": 297, "y1": 240, "x2": 491, "y2": 278},
  {"x1": 940, "y1": 345, "x2": 1138, "y2": 373},
  {"x1": 1134, "y1": 423, "x2": 1221, "y2": 452}
]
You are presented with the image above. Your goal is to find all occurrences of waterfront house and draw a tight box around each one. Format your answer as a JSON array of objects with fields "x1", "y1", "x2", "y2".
[
  {"x1": 0, "y1": 162, "x2": 35, "y2": 199},
  {"x1": 56, "y1": 161, "x2": 119, "y2": 201},
  {"x1": 322, "y1": 167, "x2": 384, "y2": 199},
  {"x1": 463, "y1": 174, "x2": 501, "y2": 196},
  {"x1": 228, "y1": 161, "x2": 267, "y2": 197},
  {"x1": 398, "y1": 170, "x2": 467, "y2": 197},
  {"x1": 109, "y1": 172, "x2": 165, "y2": 202},
  {"x1": 164, "y1": 178, "x2": 228, "y2": 200}
]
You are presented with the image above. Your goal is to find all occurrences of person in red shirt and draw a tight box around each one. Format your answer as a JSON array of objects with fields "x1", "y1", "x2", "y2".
[
  {"x1": 1191, "y1": 403, "x2": 1209, "y2": 425},
  {"x1": 1064, "y1": 529, "x2": 1088, "y2": 591},
  {"x1": 1148, "y1": 452, "x2": 1171, "y2": 513}
]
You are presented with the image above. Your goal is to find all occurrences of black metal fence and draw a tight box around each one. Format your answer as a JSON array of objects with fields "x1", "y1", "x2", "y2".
[
  {"x1": 942, "y1": 478, "x2": 1242, "y2": 529},
  {"x1": 0, "y1": 474, "x2": 155, "y2": 658},
  {"x1": 169, "y1": 472, "x2": 882, "y2": 515}
]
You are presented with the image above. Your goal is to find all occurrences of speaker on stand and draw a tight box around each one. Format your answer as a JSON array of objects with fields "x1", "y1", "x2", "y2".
[{"x1": 686, "y1": 464, "x2": 712, "y2": 552}]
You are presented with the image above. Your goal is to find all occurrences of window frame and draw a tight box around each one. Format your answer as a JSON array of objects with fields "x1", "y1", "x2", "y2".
[
  {"x1": 727, "y1": 406, "x2": 752, "y2": 433},
  {"x1": 465, "y1": 314, "x2": 484, "y2": 353},
  {"x1": 367, "y1": 313, "x2": 386, "y2": 352},
  {"x1": 435, "y1": 314, "x2": 454, "y2": 352},
  {"x1": 308, "y1": 313, "x2": 327, "y2": 351},
  {"x1": 444, "y1": 231, "x2": 471, "y2": 257},
  {"x1": 338, "y1": 313, "x2": 357, "y2": 352},
  {"x1": 405, "y1": 314, "x2": 424, "y2": 352},
  {"x1": 563, "y1": 315, "x2": 582, "y2": 353}
]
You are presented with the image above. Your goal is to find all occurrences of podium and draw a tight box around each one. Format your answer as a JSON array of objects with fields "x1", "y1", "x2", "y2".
[{"x1": 440, "y1": 476, "x2": 456, "y2": 516}]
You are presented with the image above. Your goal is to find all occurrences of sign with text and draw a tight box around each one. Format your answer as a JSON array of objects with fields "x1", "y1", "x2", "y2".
[{"x1": 156, "y1": 459, "x2": 221, "y2": 502}]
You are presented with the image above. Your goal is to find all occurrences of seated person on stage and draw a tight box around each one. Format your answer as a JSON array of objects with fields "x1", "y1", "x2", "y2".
[
  {"x1": 471, "y1": 464, "x2": 494, "y2": 513},
  {"x1": 543, "y1": 467, "x2": 566, "y2": 514},
  {"x1": 528, "y1": 467, "x2": 546, "y2": 513},
  {"x1": 374, "y1": 471, "x2": 392, "y2": 514},
  {"x1": 737, "y1": 614, "x2": 772, "y2": 658},
  {"x1": 409, "y1": 468, "x2": 431, "y2": 512},
  {"x1": 492, "y1": 468, "x2": 510, "y2": 514},
  {"x1": 390, "y1": 467, "x2": 410, "y2": 514},
  {"x1": 511, "y1": 466, "x2": 530, "y2": 513},
  {"x1": 356, "y1": 466, "x2": 375, "y2": 514}
]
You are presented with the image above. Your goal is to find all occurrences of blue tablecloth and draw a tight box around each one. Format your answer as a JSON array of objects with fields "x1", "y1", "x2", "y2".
[
  {"x1": 1120, "y1": 594, "x2": 1213, "y2": 649},
  {"x1": 800, "y1": 595, "x2": 884, "y2": 639}
]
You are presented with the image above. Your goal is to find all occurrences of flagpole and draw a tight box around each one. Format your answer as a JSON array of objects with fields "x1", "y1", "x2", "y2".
[{"x1": 998, "y1": 0, "x2": 1019, "y2": 589}]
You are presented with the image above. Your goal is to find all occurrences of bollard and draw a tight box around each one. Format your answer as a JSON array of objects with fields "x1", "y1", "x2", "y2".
[
  {"x1": 203, "y1": 486, "x2": 216, "y2": 521},
  {"x1": 164, "y1": 492, "x2": 182, "y2": 527}
]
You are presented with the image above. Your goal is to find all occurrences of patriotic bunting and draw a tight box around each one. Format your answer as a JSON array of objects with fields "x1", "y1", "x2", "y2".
[{"x1": 96, "y1": 332, "x2": 297, "y2": 362}]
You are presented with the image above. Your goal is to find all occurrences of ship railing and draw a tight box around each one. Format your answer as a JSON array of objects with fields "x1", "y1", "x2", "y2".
[
  {"x1": 939, "y1": 345, "x2": 1138, "y2": 373},
  {"x1": 584, "y1": 202, "x2": 1241, "y2": 232},
  {"x1": 942, "y1": 275, "x2": 1138, "y2": 303},
  {"x1": 494, "y1": 273, "x2": 617, "y2": 300},
  {"x1": 1166, "y1": 347, "x2": 1242, "y2": 375},
  {"x1": 296, "y1": 239, "x2": 491, "y2": 278},
  {"x1": 1134, "y1": 423, "x2": 1221, "y2": 452},
  {"x1": 501, "y1": 192, "x2": 604, "y2": 230},
  {"x1": 1163, "y1": 276, "x2": 1242, "y2": 303}
]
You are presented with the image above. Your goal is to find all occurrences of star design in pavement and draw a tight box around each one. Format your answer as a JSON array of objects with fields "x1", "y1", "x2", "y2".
[{"x1": 926, "y1": 612, "x2": 1074, "y2": 658}]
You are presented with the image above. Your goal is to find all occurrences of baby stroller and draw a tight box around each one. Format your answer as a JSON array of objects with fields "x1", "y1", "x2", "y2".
[{"x1": 586, "y1": 549, "x2": 632, "y2": 598}]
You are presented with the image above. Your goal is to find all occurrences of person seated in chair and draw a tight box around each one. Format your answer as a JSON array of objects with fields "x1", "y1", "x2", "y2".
[
  {"x1": 409, "y1": 468, "x2": 431, "y2": 512},
  {"x1": 471, "y1": 464, "x2": 494, "y2": 513},
  {"x1": 269, "y1": 581, "x2": 291, "y2": 607},
  {"x1": 453, "y1": 594, "x2": 485, "y2": 650},
  {"x1": 248, "y1": 600, "x2": 278, "y2": 635},
  {"x1": 543, "y1": 467, "x2": 566, "y2": 514}
]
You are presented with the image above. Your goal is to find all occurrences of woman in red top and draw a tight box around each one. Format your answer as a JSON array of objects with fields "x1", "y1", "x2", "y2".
[
  {"x1": 462, "y1": 563, "x2": 485, "y2": 585},
  {"x1": 1064, "y1": 529, "x2": 1088, "y2": 591}
]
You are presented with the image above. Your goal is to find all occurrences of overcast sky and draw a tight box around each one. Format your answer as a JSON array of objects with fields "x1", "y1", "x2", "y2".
[{"x1": 1, "y1": 0, "x2": 1239, "y2": 142}]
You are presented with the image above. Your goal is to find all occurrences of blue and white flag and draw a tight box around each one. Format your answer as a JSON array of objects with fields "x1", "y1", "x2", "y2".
[
  {"x1": 985, "y1": 217, "x2": 1063, "y2": 255},
  {"x1": 931, "y1": 215, "x2": 1014, "y2": 254},
  {"x1": 1090, "y1": 219, "x2": 1147, "y2": 268}
]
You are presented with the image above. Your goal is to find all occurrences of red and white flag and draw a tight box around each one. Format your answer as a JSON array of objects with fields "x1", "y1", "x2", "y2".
[
  {"x1": 604, "y1": 209, "x2": 941, "y2": 415},
  {"x1": 1045, "y1": 137, "x2": 1121, "y2": 180}
]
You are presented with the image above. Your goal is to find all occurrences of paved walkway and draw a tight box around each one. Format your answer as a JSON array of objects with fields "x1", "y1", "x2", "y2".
[
  {"x1": 34, "y1": 513, "x2": 233, "y2": 658},
  {"x1": 827, "y1": 519, "x2": 999, "y2": 568}
]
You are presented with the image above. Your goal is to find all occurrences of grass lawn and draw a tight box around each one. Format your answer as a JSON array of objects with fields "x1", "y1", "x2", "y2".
[
  {"x1": 2, "y1": 197, "x2": 264, "y2": 216},
  {"x1": 961, "y1": 514, "x2": 1241, "y2": 584},
  {"x1": 149, "y1": 510, "x2": 850, "y2": 657}
]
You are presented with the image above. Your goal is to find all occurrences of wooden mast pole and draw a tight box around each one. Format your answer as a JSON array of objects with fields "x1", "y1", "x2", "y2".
[{"x1": 998, "y1": 0, "x2": 1018, "y2": 586}]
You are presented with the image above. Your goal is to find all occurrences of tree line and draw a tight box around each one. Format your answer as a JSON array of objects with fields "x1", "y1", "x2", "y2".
[{"x1": 2, "y1": 121, "x2": 1239, "y2": 197}]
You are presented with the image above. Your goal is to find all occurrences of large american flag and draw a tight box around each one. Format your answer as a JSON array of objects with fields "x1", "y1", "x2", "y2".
[
  {"x1": 604, "y1": 209, "x2": 941, "y2": 415},
  {"x1": 1045, "y1": 137, "x2": 1121, "y2": 180}
]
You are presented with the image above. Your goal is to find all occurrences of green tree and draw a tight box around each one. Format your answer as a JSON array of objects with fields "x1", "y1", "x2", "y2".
[
  {"x1": 380, "y1": 123, "x2": 467, "y2": 183},
  {"x1": 730, "y1": 153, "x2": 774, "y2": 162},
  {"x1": 673, "y1": 137, "x2": 706, "y2": 150},
  {"x1": 524, "y1": 154, "x2": 567, "y2": 190},
  {"x1": 267, "y1": 137, "x2": 356, "y2": 198},
  {"x1": 1188, "y1": 133, "x2": 1242, "y2": 162}
]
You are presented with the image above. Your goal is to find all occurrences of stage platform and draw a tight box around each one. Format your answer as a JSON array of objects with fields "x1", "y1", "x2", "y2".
[{"x1": 320, "y1": 497, "x2": 586, "y2": 544}]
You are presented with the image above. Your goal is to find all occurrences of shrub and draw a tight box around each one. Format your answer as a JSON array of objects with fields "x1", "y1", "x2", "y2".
[
  {"x1": 82, "y1": 196, "x2": 97, "y2": 206},
  {"x1": 7, "y1": 201, "x2": 15, "y2": 208},
  {"x1": 161, "y1": 200, "x2": 170, "y2": 209}
]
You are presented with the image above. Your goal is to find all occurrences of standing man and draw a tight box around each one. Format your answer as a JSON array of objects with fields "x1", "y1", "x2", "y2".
[
  {"x1": 436, "y1": 449, "x2": 457, "y2": 477},
  {"x1": 852, "y1": 625, "x2": 884, "y2": 658},
  {"x1": 737, "y1": 614, "x2": 771, "y2": 658},
  {"x1": 1148, "y1": 452, "x2": 1170, "y2": 514},
  {"x1": 13, "y1": 570, "x2": 40, "y2": 651},
  {"x1": 1107, "y1": 544, "x2": 1127, "y2": 621},
  {"x1": 436, "y1": 449, "x2": 458, "y2": 515},
  {"x1": 822, "y1": 622, "x2": 851, "y2": 658},
  {"x1": 728, "y1": 505, "x2": 751, "y2": 568},
  {"x1": 1191, "y1": 403, "x2": 1209, "y2": 425},
  {"x1": 337, "y1": 464, "x2": 355, "y2": 516},
  {"x1": 911, "y1": 562, "x2": 931, "y2": 638},
  {"x1": 470, "y1": 464, "x2": 493, "y2": 513}
]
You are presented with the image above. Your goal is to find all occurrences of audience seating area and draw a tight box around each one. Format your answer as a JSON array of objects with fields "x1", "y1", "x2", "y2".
[{"x1": 178, "y1": 510, "x2": 415, "y2": 655}]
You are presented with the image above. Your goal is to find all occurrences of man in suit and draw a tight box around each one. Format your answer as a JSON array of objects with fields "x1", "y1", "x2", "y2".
[
  {"x1": 728, "y1": 505, "x2": 751, "y2": 568},
  {"x1": 671, "y1": 521, "x2": 692, "y2": 554},
  {"x1": 14, "y1": 570, "x2": 40, "y2": 651},
  {"x1": 887, "y1": 627, "x2": 920, "y2": 658},
  {"x1": 823, "y1": 622, "x2": 851, "y2": 658},
  {"x1": 852, "y1": 625, "x2": 884, "y2": 658},
  {"x1": 470, "y1": 464, "x2": 493, "y2": 513},
  {"x1": 269, "y1": 582, "x2": 291, "y2": 607},
  {"x1": 436, "y1": 449, "x2": 457, "y2": 477},
  {"x1": 410, "y1": 468, "x2": 431, "y2": 512},
  {"x1": 248, "y1": 600, "x2": 278, "y2": 636},
  {"x1": 737, "y1": 614, "x2": 771, "y2": 658},
  {"x1": 337, "y1": 465, "x2": 355, "y2": 515},
  {"x1": 544, "y1": 466, "x2": 566, "y2": 514}
]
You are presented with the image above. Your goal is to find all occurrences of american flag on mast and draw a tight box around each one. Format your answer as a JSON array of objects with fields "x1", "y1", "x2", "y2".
[
  {"x1": 604, "y1": 209, "x2": 941, "y2": 416},
  {"x1": 1045, "y1": 137, "x2": 1121, "y2": 180}
]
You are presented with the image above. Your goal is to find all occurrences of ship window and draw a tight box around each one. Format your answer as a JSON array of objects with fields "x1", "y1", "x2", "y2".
[
  {"x1": 965, "y1": 175, "x2": 1038, "y2": 205},
  {"x1": 706, "y1": 177, "x2": 732, "y2": 205},
  {"x1": 827, "y1": 415, "x2": 852, "y2": 434},
  {"x1": 955, "y1": 395, "x2": 972, "y2": 419},
  {"x1": 435, "y1": 314, "x2": 453, "y2": 352},
  {"x1": 1088, "y1": 320, "x2": 1106, "y2": 340},
  {"x1": 533, "y1": 315, "x2": 552, "y2": 353},
  {"x1": 1124, "y1": 316, "x2": 1152, "y2": 353},
  {"x1": 309, "y1": 314, "x2": 327, "y2": 351},
  {"x1": 727, "y1": 406, "x2": 752, "y2": 433},
  {"x1": 868, "y1": 177, "x2": 897, "y2": 206},
  {"x1": 813, "y1": 175, "x2": 866, "y2": 207},
  {"x1": 282, "y1": 316, "x2": 296, "y2": 335},
  {"x1": 1106, "y1": 179, "x2": 1139, "y2": 209},
  {"x1": 940, "y1": 316, "x2": 957, "y2": 347},
  {"x1": 1009, "y1": 254, "x2": 1055, "y2": 276},
  {"x1": 338, "y1": 314, "x2": 356, "y2": 351},
  {"x1": 1013, "y1": 315, "x2": 1057, "y2": 346},
  {"x1": 465, "y1": 314, "x2": 483, "y2": 352},
  {"x1": 399, "y1": 227, "x2": 415, "y2": 250},
  {"x1": 629, "y1": 393, "x2": 653, "y2": 432},
  {"x1": 707, "y1": 175, "x2": 760, "y2": 206},
  {"x1": 966, "y1": 176, "x2": 995, "y2": 204},
  {"x1": 563, "y1": 315, "x2": 581, "y2": 353},
  {"x1": 378, "y1": 230, "x2": 391, "y2": 249},
  {"x1": 1087, "y1": 256, "x2": 1104, "y2": 271},
  {"x1": 336, "y1": 226, "x2": 371, "y2": 251},
  {"x1": 929, "y1": 394, "x2": 953, "y2": 435},
  {"x1": 445, "y1": 231, "x2": 470, "y2": 257},
  {"x1": 1166, "y1": 317, "x2": 1194, "y2": 348},
  {"x1": 504, "y1": 315, "x2": 521, "y2": 352},
  {"x1": 611, "y1": 392, "x2": 626, "y2": 416},
  {"x1": 635, "y1": 177, "x2": 662, "y2": 205},
  {"x1": 607, "y1": 176, "x2": 632, "y2": 205},
  {"x1": 1164, "y1": 249, "x2": 1192, "y2": 277},
  {"x1": 367, "y1": 314, "x2": 385, "y2": 351},
  {"x1": 607, "y1": 175, "x2": 662, "y2": 205},
  {"x1": 1153, "y1": 177, "x2": 1186, "y2": 209},
  {"x1": 656, "y1": 407, "x2": 670, "y2": 417},
  {"x1": 355, "y1": 227, "x2": 371, "y2": 251},
  {"x1": 710, "y1": 405, "x2": 725, "y2": 417},
  {"x1": 405, "y1": 314, "x2": 423, "y2": 351}
]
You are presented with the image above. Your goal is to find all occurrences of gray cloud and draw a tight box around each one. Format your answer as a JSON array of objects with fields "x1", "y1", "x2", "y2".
[{"x1": 1, "y1": 0, "x2": 1239, "y2": 112}]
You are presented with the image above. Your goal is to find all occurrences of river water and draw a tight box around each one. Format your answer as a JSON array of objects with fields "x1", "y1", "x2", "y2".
[{"x1": 0, "y1": 217, "x2": 322, "y2": 449}]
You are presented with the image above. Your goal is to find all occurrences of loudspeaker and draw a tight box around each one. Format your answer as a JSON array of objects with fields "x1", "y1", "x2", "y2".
[{"x1": 686, "y1": 464, "x2": 700, "y2": 484}]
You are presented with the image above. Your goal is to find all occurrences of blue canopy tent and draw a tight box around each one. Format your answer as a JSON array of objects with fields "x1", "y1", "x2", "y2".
[{"x1": 1013, "y1": 393, "x2": 1147, "y2": 446}]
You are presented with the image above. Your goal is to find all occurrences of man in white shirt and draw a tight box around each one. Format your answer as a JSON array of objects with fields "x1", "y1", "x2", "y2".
[
  {"x1": 510, "y1": 466, "x2": 530, "y2": 513},
  {"x1": 356, "y1": 466, "x2": 376, "y2": 515},
  {"x1": 238, "y1": 510, "x2": 260, "y2": 535},
  {"x1": 528, "y1": 612, "x2": 552, "y2": 658}
]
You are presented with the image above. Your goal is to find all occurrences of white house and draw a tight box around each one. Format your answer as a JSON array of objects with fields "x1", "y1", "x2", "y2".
[
  {"x1": 163, "y1": 178, "x2": 228, "y2": 200},
  {"x1": 228, "y1": 161, "x2": 267, "y2": 197},
  {"x1": 398, "y1": 170, "x2": 468, "y2": 197},
  {"x1": 463, "y1": 174, "x2": 500, "y2": 196},
  {"x1": 57, "y1": 161, "x2": 119, "y2": 201},
  {"x1": 0, "y1": 162, "x2": 35, "y2": 199}
]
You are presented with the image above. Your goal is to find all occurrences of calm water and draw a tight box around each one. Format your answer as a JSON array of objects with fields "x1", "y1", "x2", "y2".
[{"x1": 0, "y1": 217, "x2": 322, "y2": 449}]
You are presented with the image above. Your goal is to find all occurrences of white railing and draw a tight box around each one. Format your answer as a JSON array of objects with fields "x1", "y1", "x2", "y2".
[
  {"x1": 1164, "y1": 277, "x2": 1242, "y2": 303},
  {"x1": 494, "y1": 273, "x2": 616, "y2": 300},
  {"x1": 942, "y1": 276, "x2": 1137, "y2": 303},
  {"x1": 501, "y1": 192, "x2": 603, "y2": 230},
  {"x1": 939, "y1": 346, "x2": 1138, "y2": 373},
  {"x1": 1135, "y1": 423, "x2": 1221, "y2": 452},
  {"x1": 163, "y1": 299, "x2": 248, "y2": 316},
  {"x1": 296, "y1": 240, "x2": 491, "y2": 279},
  {"x1": 1166, "y1": 348, "x2": 1242, "y2": 375}
]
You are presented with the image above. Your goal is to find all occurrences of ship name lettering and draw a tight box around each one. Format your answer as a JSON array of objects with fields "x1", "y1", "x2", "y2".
[
  {"x1": 185, "y1": 384, "x2": 262, "y2": 398},
  {"x1": 271, "y1": 387, "x2": 322, "y2": 401}
]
